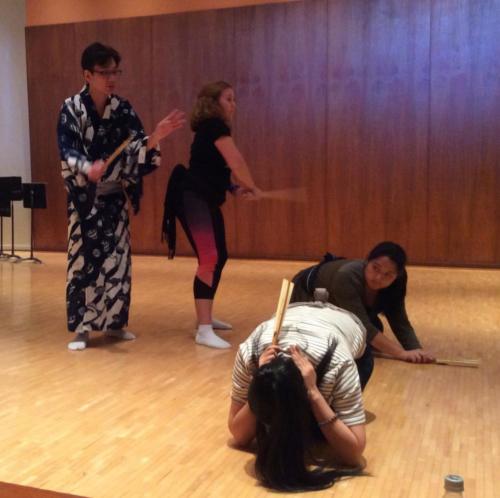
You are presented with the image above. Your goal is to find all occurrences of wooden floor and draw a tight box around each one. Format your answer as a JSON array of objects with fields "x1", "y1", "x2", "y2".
[{"x1": 1, "y1": 253, "x2": 499, "y2": 498}]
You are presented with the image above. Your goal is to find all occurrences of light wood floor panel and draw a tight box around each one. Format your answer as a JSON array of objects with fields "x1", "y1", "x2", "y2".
[{"x1": 1, "y1": 254, "x2": 499, "y2": 497}]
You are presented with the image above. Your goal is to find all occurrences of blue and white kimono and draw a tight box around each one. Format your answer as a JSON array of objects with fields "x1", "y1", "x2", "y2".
[{"x1": 57, "y1": 86, "x2": 160, "y2": 334}]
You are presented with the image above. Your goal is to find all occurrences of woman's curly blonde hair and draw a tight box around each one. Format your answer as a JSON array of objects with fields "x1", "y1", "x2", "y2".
[{"x1": 190, "y1": 81, "x2": 232, "y2": 131}]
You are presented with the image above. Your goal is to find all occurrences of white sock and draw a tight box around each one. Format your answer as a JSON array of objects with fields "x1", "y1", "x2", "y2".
[
  {"x1": 212, "y1": 318, "x2": 232, "y2": 330},
  {"x1": 105, "y1": 329, "x2": 136, "y2": 340},
  {"x1": 195, "y1": 324, "x2": 231, "y2": 349},
  {"x1": 68, "y1": 331, "x2": 89, "y2": 351}
]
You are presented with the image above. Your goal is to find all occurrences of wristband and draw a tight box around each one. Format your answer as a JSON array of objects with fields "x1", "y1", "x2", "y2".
[{"x1": 318, "y1": 413, "x2": 338, "y2": 427}]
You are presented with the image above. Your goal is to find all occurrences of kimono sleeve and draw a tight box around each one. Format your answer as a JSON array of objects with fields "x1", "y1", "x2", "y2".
[
  {"x1": 57, "y1": 99, "x2": 92, "y2": 176},
  {"x1": 123, "y1": 102, "x2": 161, "y2": 176},
  {"x1": 121, "y1": 101, "x2": 161, "y2": 213}
]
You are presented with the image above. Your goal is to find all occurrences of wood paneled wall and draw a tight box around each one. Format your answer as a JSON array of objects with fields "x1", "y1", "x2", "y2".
[{"x1": 25, "y1": 0, "x2": 500, "y2": 266}]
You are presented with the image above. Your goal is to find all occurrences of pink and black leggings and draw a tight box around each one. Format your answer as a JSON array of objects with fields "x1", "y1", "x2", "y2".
[{"x1": 177, "y1": 189, "x2": 228, "y2": 299}]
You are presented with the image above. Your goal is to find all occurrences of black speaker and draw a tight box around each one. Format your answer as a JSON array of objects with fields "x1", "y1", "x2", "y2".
[
  {"x1": 0, "y1": 176, "x2": 22, "y2": 259},
  {"x1": 19, "y1": 182, "x2": 48, "y2": 264}
]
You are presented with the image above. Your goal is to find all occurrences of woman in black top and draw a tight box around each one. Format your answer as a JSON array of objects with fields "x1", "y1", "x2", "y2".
[{"x1": 165, "y1": 81, "x2": 261, "y2": 349}]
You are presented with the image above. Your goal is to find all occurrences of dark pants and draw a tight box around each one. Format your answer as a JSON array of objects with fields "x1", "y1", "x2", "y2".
[
  {"x1": 355, "y1": 314, "x2": 384, "y2": 390},
  {"x1": 355, "y1": 344, "x2": 374, "y2": 391}
]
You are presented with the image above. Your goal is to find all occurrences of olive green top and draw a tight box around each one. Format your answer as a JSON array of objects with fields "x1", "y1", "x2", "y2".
[{"x1": 292, "y1": 259, "x2": 421, "y2": 350}]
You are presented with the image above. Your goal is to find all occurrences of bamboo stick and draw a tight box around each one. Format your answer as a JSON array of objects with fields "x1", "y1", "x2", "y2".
[
  {"x1": 433, "y1": 358, "x2": 480, "y2": 368},
  {"x1": 272, "y1": 279, "x2": 295, "y2": 345},
  {"x1": 373, "y1": 351, "x2": 479, "y2": 368},
  {"x1": 260, "y1": 188, "x2": 307, "y2": 203},
  {"x1": 105, "y1": 136, "x2": 133, "y2": 166}
]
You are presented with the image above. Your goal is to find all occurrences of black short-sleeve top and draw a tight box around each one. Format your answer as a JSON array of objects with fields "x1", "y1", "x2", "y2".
[{"x1": 186, "y1": 117, "x2": 232, "y2": 206}]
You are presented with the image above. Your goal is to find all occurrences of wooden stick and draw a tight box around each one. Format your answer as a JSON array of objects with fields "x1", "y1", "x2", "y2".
[
  {"x1": 272, "y1": 279, "x2": 290, "y2": 345},
  {"x1": 260, "y1": 188, "x2": 307, "y2": 203},
  {"x1": 434, "y1": 358, "x2": 480, "y2": 368},
  {"x1": 372, "y1": 351, "x2": 480, "y2": 368},
  {"x1": 285, "y1": 281, "x2": 294, "y2": 307},
  {"x1": 105, "y1": 136, "x2": 133, "y2": 166},
  {"x1": 272, "y1": 279, "x2": 295, "y2": 345}
]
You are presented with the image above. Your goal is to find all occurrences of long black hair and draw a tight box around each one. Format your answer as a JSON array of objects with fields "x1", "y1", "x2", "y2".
[
  {"x1": 367, "y1": 241, "x2": 408, "y2": 311},
  {"x1": 247, "y1": 342, "x2": 357, "y2": 491}
]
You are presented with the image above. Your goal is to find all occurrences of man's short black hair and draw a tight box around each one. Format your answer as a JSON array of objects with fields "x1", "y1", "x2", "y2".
[{"x1": 81, "y1": 42, "x2": 121, "y2": 71}]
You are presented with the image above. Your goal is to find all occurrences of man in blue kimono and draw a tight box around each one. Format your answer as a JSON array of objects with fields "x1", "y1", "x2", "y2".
[{"x1": 57, "y1": 42, "x2": 185, "y2": 350}]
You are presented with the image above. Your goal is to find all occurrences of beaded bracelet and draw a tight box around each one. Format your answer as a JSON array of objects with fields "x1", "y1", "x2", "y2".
[{"x1": 318, "y1": 413, "x2": 338, "y2": 427}]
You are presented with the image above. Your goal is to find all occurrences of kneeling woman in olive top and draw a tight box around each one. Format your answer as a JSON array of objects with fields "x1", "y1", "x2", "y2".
[
  {"x1": 291, "y1": 241, "x2": 434, "y2": 386},
  {"x1": 229, "y1": 302, "x2": 367, "y2": 491}
]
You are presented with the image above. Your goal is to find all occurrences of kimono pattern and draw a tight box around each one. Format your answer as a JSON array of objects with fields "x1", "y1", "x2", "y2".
[{"x1": 57, "y1": 86, "x2": 160, "y2": 333}]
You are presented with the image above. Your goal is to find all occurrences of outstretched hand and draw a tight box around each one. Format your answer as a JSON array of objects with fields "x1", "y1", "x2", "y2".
[
  {"x1": 242, "y1": 187, "x2": 263, "y2": 201},
  {"x1": 230, "y1": 185, "x2": 249, "y2": 197},
  {"x1": 150, "y1": 109, "x2": 186, "y2": 147},
  {"x1": 400, "y1": 348, "x2": 435, "y2": 364}
]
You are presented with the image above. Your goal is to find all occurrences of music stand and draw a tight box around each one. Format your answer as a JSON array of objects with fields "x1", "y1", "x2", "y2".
[
  {"x1": 0, "y1": 177, "x2": 22, "y2": 261},
  {"x1": 0, "y1": 194, "x2": 11, "y2": 260},
  {"x1": 19, "y1": 182, "x2": 47, "y2": 264}
]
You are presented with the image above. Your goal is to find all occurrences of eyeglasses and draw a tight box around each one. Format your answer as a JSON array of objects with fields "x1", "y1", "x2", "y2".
[{"x1": 92, "y1": 69, "x2": 123, "y2": 78}]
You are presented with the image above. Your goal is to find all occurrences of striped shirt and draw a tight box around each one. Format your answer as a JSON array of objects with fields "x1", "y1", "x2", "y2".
[{"x1": 231, "y1": 302, "x2": 367, "y2": 426}]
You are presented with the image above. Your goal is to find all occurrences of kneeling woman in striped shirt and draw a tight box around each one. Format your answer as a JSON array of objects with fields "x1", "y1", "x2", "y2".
[{"x1": 228, "y1": 302, "x2": 370, "y2": 491}]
